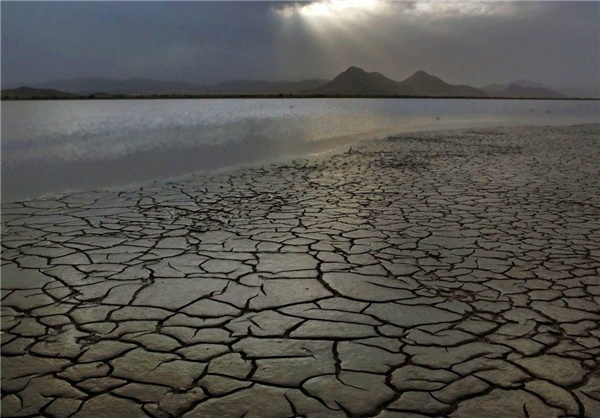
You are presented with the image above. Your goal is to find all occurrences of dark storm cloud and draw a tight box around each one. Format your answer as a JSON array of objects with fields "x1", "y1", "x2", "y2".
[
  {"x1": 2, "y1": 1, "x2": 598, "y2": 92},
  {"x1": 1, "y1": 1, "x2": 284, "y2": 85}
]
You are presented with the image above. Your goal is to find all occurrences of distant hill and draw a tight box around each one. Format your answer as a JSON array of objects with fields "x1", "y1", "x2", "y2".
[
  {"x1": 481, "y1": 81, "x2": 564, "y2": 98},
  {"x1": 1, "y1": 86, "x2": 81, "y2": 99},
  {"x1": 33, "y1": 78, "x2": 202, "y2": 95},
  {"x1": 510, "y1": 79, "x2": 546, "y2": 89},
  {"x1": 207, "y1": 79, "x2": 328, "y2": 94},
  {"x1": 308, "y1": 67, "x2": 487, "y2": 97},
  {"x1": 395, "y1": 70, "x2": 486, "y2": 97},
  {"x1": 501, "y1": 84, "x2": 564, "y2": 99},
  {"x1": 4, "y1": 68, "x2": 581, "y2": 99},
  {"x1": 308, "y1": 66, "x2": 402, "y2": 96},
  {"x1": 30, "y1": 77, "x2": 328, "y2": 96}
]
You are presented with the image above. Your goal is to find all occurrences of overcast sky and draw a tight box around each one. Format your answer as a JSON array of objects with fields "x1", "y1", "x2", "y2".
[{"x1": 2, "y1": 1, "x2": 599, "y2": 90}]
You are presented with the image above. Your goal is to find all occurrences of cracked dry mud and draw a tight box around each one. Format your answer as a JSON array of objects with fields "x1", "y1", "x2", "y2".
[{"x1": 2, "y1": 124, "x2": 600, "y2": 418}]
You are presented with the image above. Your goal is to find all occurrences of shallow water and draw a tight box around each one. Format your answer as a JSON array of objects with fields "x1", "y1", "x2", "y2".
[{"x1": 2, "y1": 98, "x2": 598, "y2": 201}]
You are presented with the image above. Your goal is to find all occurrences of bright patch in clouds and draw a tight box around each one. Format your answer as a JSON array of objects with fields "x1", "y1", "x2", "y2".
[
  {"x1": 272, "y1": 0, "x2": 527, "y2": 85},
  {"x1": 277, "y1": 0, "x2": 515, "y2": 20},
  {"x1": 278, "y1": 0, "x2": 386, "y2": 18}
]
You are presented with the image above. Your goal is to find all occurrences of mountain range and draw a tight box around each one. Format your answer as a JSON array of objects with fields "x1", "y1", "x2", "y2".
[
  {"x1": 310, "y1": 67, "x2": 487, "y2": 97},
  {"x1": 31, "y1": 78, "x2": 202, "y2": 95},
  {"x1": 207, "y1": 79, "x2": 328, "y2": 94},
  {"x1": 0, "y1": 86, "x2": 81, "y2": 99},
  {"x1": 7, "y1": 77, "x2": 328, "y2": 96},
  {"x1": 3, "y1": 66, "x2": 590, "y2": 99},
  {"x1": 480, "y1": 80, "x2": 564, "y2": 99}
]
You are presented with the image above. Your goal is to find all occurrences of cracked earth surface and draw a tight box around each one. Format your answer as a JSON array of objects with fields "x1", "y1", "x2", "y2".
[{"x1": 2, "y1": 124, "x2": 600, "y2": 417}]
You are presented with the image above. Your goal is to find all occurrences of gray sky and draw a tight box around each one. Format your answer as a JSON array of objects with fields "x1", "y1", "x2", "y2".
[{"x1": 2, "y1": 1, "x2": 599, "y2": 90}]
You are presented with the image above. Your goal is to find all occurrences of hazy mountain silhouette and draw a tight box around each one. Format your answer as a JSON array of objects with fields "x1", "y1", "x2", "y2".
[
  {"x1": 309, "y1": 67, "x2": 487, "y2": 97},
  {"x1": 510, "y1": 79, "x2": 546, "y2": 89},
  {"x1": 207, "y1": 79, "x2": 328, "y2": 94},
  {"x1": 31, "y1": 77, "x2": 328, "y2": 96},
  {"x1": 481, "y1": 80, "x2": 564, "y2": 98},
  {"x1": 396, "y1": 70, "x2": 486, "y2": 97},
  {"x1": 3, "y1": 67, "x2": 580, "y2": 99},
  {"x1": 33, "y1": 78, "x2": 202, "y2": 95},
  {"x1": 501, "y1": 84, "x2": 564, "y2": 99},
  {"x1": 1, "y1": 86, "x2": 81, "y2": 99},
  {"x1": 480, "y1": 84, "x2": 507, "y2": 94}
]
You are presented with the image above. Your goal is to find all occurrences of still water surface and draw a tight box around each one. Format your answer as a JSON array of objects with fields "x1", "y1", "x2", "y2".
[{"x1": 2, "y1": 98, "x2": 598, "y2": 201}]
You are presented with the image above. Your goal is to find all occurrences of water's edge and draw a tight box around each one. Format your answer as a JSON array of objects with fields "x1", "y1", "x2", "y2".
[{"x1": 2, "y1": 99, "x2": 598, "y2": 201}]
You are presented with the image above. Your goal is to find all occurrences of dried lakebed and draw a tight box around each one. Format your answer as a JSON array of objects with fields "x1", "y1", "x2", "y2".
[{"x1": 2, "y1": 124, "x2": 600, "y2": 417}]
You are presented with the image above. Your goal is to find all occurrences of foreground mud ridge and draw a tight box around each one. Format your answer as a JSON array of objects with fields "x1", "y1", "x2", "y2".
[{"x1": 2, "y1": 124, "x2": 599, "y2": 417}]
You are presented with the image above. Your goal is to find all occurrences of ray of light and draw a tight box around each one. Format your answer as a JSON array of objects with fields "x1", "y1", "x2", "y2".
[
  {"x1": 271, "y1": 1, "x2": 519, "y2": 80},
  {"x1": 273, "y1": 1, "x2": 397, "y2": 79}
]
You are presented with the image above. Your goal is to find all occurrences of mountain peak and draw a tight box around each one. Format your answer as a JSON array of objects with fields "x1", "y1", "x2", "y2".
[
  {"x1": 311, "y1": 66, "x2": 398, "y2": 95},
  {"x1": 412, "y1": 70, "x2": 431, "y2": 77},
  {"x1": 344, "y1": 66, "x2": 367, "y2": 74}
]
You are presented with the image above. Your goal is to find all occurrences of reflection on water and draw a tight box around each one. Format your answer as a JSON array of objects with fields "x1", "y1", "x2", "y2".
[{"x1": 2, "y1": 98, "x2": 598, "y2": 201}]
